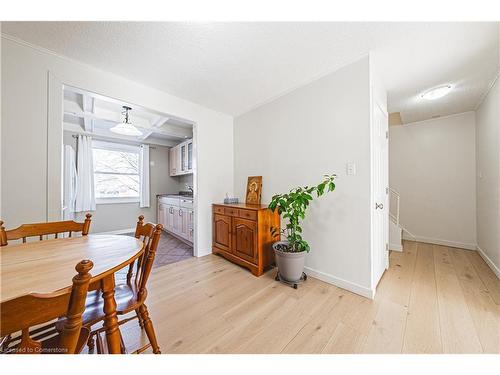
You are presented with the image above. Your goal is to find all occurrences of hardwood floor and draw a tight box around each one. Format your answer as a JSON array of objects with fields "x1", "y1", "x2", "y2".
[{"x1": 117, "y1": 241, "x2": 499, "y2": 354}]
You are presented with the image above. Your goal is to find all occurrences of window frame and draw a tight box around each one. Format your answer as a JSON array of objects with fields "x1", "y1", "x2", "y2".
[{"x1": 92, "y1": 140, "x2": 141, "y2": 205}]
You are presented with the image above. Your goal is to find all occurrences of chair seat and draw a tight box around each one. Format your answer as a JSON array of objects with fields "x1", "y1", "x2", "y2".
[{"x1": 57, "y1": 283, "x2": 141, "y2": 330}]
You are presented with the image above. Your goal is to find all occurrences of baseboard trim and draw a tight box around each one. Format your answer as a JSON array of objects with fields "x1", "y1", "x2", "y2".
[
  {"x1": 303, "y1": 266, "x2": 375, "y2": 300},
  {"x1": 402, "y1": 234, "x2": 476, "y2": 251},
  {"x1": 95, "y1": 228, "x2": 135, "y2": 235},
  {"x1": 476, "y1": 246, "x2": 500, "y2": 279},
  {"x1": 389, "y1": 242, "x2": 403, "y2": 252}
]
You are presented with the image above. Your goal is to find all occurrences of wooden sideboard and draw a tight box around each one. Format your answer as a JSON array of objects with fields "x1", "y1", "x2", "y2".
[{"x1": 212, "y1": 203, "x2": 280, "y2": 276}]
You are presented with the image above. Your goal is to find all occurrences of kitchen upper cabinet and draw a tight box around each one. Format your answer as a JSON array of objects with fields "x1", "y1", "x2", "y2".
[
  {"x1": 180, "y1": 143, "x2": 187, "y2": 174},
  {"x1": 169, "y1": 139, "x2": 193, "y2": 176},
  {"x1": 187, "y1": 142, "x2": 193, "y2": 171},
  {"x1": 169, "y1": 147, "x2": 178, "y2": 177}
]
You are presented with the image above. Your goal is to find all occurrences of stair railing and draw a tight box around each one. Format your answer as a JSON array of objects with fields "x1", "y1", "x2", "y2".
[{"x1": 389, "y1": 188, "x2": 400, "y2": 226}]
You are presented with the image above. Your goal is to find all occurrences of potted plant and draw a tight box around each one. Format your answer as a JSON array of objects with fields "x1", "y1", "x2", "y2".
[{"x1": 268, "y1": 174, "x2": 336, "y2": 283}]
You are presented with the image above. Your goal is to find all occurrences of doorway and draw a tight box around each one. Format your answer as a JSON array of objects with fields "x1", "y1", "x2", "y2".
[{"x1": 47, "y1": 76, "x2": 200, "y2": 260}]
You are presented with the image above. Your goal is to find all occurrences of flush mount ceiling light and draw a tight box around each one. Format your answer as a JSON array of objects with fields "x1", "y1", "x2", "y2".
[
  {"x1": 110, "y1": 106, "x2": 143, "y2": 136},
  {"x1": 420, "y1": 85, "x2": 453, "y2": 100}
]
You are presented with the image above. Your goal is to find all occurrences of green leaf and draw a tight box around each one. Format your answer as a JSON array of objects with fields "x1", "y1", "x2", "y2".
[{"x1": 268, "y1": 174, "x2": 337, "y2": 254}]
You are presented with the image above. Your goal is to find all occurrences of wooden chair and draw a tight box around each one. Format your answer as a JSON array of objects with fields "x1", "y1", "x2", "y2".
[
  {"x1": 0, "y1": 213, "x2": 92, "y2": 246},
  {"x1": 0, "y1": 260, "x2": 94, "y2": 354},
  {"x1": 63, "y1": 216, "x2": 162, "y2": 354}
]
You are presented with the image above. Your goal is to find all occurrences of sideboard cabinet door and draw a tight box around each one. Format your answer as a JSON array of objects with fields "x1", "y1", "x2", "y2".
[
  {"x1": 232, "y1": 218, "x2": 258, "y2": 263},
  {"x1": 213, "y1": 214, "x2": 232, "y2": 253}
]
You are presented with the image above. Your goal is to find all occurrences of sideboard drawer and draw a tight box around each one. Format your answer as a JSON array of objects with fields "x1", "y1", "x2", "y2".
[
  {"x1": 238, "y1": 209, "x2": 257, "y2": 221},
  {"x1": 224, "y1": 207, "x2": 239, "y2": 216},
  {"x1": 213, "y1": 206, "x2": 225, "y2": 214}
]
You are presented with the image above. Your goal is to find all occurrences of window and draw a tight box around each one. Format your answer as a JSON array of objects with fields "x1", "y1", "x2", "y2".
[{"x1": 93, "y1": 141, "x2": 141, "y2": 204}]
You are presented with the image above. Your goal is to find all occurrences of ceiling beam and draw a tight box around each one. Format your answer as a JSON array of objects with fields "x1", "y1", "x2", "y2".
[
  {"x1": 139, "y1": 130, "x2": 154, "y2": 141},
  {"x1": 138, "y1": 116, "x2": 169, "y2": 140},
  {"x1": 81, "y1": 94, "x2": 96, "y2": 132},
  {"x1": 63, "y1": 123, "x2": 178, "y2": 147},
  {"x1": 64, "y1": 109, "x2": 115, "y2": 124}
]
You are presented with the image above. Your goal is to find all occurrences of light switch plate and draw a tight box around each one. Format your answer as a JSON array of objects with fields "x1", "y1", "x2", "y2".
[{"x1": 346, "y1": 162, "x2": 356, "y2": 176}]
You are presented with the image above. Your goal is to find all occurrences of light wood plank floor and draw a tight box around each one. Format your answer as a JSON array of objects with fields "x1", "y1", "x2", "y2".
[{"x1": 119, "y1": 241, "x2": 500, "y2": 354}]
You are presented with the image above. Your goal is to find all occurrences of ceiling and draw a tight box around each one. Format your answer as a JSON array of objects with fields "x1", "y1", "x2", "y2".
[
  {"x1": 2, "y1": 22, "x2": 499, "y2": 123},
  {"x1": 63, "y1": 86, "x2": 193, "y2": 146}
]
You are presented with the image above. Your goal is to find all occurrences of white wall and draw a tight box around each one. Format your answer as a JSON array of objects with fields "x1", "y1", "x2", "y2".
[
  {"x1": 234, "y1": 56, "x2": 375, "y2": 297},
  {"x1": 1, "y1": 35, "x2": 234, "y2": 256},
  {"x1": 389, "y1": 112, "x2": 477, "y2": 249},
  {"x1": 475, "y1": 74, "x2": 500, "y2": 277}
]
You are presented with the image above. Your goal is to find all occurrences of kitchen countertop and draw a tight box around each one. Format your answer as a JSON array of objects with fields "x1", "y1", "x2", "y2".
[{"x1": 157, "y1": 194, "x2": 193, "y2": 200}]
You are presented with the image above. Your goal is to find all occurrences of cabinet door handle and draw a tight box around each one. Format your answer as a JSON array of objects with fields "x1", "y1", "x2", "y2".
[{"x1": 179, "y1": 210, "x2": 183, "y2": 216}]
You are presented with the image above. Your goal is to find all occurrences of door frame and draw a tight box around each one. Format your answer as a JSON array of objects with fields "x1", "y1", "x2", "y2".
[
  {"x1": 47, "y1": 72, "x2": 200, "y2": 256},
  {"x1": 370, "y1": 96, "x2": 390, "y2": 291}
]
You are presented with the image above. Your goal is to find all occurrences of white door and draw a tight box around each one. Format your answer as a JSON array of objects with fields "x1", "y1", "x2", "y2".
[{"x1": 372, "y1": 101, "x2": 389, "y2": 287}]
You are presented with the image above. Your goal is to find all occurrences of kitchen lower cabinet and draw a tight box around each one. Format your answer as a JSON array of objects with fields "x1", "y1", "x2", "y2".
[
  {"x1": 158, "y1": 196, "x2": 194, "y2": 245},
  {"x1": 179, "y1": 208, "x2": 189, "y2": 239},
  {"x1": 212, "y1": 203, "x2": 280, "y2": 276},
  {"x1": 187, "y1": 210, "x2": 194, "y2": 242},
  {"x1": 165, "y1": 205, "x2": 175, "y2": 233}
]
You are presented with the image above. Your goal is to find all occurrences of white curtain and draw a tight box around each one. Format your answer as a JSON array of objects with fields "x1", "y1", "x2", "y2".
[
  {"x1": 75, "y1": 135, "x2": 96, "y2": 212},
  {"x1": 139, "y1": 144, "x2": 150, "y2": 208},
  {"x1": 63, "y1": 145, "x2": 78, "y2": 220}
]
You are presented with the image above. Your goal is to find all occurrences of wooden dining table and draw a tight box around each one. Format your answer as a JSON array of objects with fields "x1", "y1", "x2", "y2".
[{"x1": 0, "y1": 234, "x2": 145, "y2": 354}]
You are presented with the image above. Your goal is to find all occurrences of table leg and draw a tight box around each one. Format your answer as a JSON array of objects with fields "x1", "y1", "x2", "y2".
[{"x1": 101, "y1": 274, "x2": 122, "y2": 354}]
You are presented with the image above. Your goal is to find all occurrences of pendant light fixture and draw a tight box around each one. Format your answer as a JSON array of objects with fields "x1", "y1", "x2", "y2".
[{"x1": 110, "y1": 106, "x2": 143, "y2": 136}]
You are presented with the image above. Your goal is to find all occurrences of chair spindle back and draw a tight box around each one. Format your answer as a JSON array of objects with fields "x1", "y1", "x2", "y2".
[
  {"x1": 0, "y1": 214, "x2": 92, "y2": 246},
  {"x1": 126, "y1": 215, "x2": 162, "y2": 301}
]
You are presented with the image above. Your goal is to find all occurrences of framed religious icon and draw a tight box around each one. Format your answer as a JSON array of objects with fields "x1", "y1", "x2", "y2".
[{"x1": 245, "y1": 176, "x2": 262, "y2": 205}]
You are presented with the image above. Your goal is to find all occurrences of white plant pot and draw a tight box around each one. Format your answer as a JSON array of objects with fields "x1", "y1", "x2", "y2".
[{"x1": 273, "y1": 241, "x2": 306, "y2": 282}]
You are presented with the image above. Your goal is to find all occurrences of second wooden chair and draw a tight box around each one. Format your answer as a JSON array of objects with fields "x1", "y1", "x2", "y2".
[
  {"x1": 0, "y1": 214, "x2": 92, "y2": 246},
  {"x1": 60, "y1": 216, "x2": 163, "y2": 354}
]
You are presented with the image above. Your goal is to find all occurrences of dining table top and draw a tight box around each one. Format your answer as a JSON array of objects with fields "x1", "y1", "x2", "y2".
[{"x1": 0, "y1": 234, "x2": 144, "y2": 303}]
